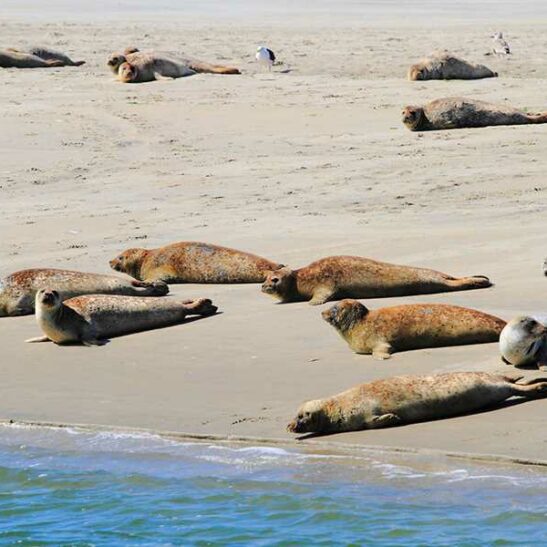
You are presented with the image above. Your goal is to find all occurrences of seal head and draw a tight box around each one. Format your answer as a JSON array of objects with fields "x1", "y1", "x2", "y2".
[
  {"x1": 261, "y1": 267, "x2": 294, "y2": 301},
  {"x1": 322, "y1": 299, "x2": 368, "y2": 331},
  {"x1": 287, "y1": 399, "x2": 328, "y2": 434},
  {"x1": 499, "y1": 315, "x2": 546, "y2": 367},
  {"x1": 107, "y1": 53, "x2": 126, "y2": 73},
  {"x1": 37, "y1": 288, "x2": 61, "y2": 309},
  {"x1": 402, "y1": 106, "x2": 427, "y2": 131},
  {"x1": 109, "y1": 248, "x2": 148, "y2": 280},
  {"x1": 408, "y1": 65, "x2": 426, "y2": 80},
  {"x1": 118, "y1": 62, "x2": 138, "y2": 83}
]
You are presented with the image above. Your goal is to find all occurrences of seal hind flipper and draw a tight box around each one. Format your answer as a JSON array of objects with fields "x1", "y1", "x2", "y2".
[
  {"x1": 372, "y1": 342, "x2": 394, "y2": 360},
  {"x1": 510, "y1": 380, "x2": 547, "y2": 398},
  {"x1": 370, "y1": 413, "x2": 401, "y2": 428}
]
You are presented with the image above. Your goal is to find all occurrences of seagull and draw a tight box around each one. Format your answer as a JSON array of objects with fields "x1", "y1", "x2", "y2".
[
  {"x1": 256, "y1": 46, "x2": 276, "y2": 71},
  {"x1": 492, "y1": 32, "x2": 511, "y2": 55}
]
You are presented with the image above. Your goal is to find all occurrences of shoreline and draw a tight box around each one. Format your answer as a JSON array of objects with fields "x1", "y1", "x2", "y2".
[{"x1": 3, "y1": 418, "x2": 547, "y2": 469}]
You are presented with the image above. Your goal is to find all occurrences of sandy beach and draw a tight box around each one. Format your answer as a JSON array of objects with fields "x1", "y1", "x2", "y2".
[{"x1": 1, "y1": 1, "x2": 546, "y2": 464}]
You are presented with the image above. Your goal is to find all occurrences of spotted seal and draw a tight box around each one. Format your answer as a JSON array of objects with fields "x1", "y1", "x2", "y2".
[
  {"x1": 322, "y1": 299, "x2": 505, "y2": 359},
  {"x1": 110, "y1": 241, "x2": 282, "y2": 284},
  {"x1": 0, "y1": 268, "x2": 167, "y2": 317},
  {"x1": 408, "y1": 51, "x2": 497, "y2": 80},
  {"x1": 261, "y1": 256, "x2": 491, "y2": 305},
  {"x1": 27, "y1": 291, "x2": 217, "y2": 345},
  {"x1": 288, "y1": 372, "x2": 547, "y2": 435},
  {"x1": 402, "y1": 97, "x2": 547, "y2": 131},
  {"x1": 107, "y1": 48, "x2": 240, "y2": 83},
  {"x1": 0, "y1": 47, "x2": 84, "y2": 68}
]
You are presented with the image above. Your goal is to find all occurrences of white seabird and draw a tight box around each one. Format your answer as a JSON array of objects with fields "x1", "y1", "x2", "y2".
[
  {"x1": 492, "y1": 32, "x2": 511, "y2": 55},
  {"x1": 256, "y1": 46, "x2": 276, "y2": 71}
]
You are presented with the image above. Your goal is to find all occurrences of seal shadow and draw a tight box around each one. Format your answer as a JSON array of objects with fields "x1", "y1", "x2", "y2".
[
  {"x1": 62, "y1": 311, "x2": 223, "y2": 347},
  {"x1": 293, "y1": 396, "x2": 543, "y2": 440}
]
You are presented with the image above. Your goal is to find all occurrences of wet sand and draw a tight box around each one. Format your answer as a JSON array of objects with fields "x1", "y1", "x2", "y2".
[{"x1": 0, "y1": 1, "x2": 546, "y2": 463}]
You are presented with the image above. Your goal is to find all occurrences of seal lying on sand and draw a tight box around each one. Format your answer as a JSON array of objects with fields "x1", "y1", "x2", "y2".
[
  {"x1": 322, "y1": 299, "x2": 505, "y2": 359},
  {"x1": 543, "y1": 258, "x2": 547, "y2": 276},
  {"x1": 261, "y1": 256, "x2": 491, "y2": 305},
  {"x1": 499, "y1": 316, "x2": 547, "y2": 371},
  {"x1": 287, "y1": 372, "x2": 547, "y2": 435},
  {"x1": 402, "y1": 97, "x2": 547, "y2": 131},
  {"x1": 408, "y1": 51, "x2": 497, "y2": 80},
  {"x1": 107, "y1": 47, "x2": 240, "y2": 83},
  {"x1": 0, "y1": 268, "x2": 168, "y2": 317},
  {"x1": 110, "y1": 242, "x2": 282, "y2": 284},
  {"x1": 0, "y1": 47, "x2": 85, "y2": 68},
  {"x1": 27, "y1": 291, "x2": 217, "y2": 345}
]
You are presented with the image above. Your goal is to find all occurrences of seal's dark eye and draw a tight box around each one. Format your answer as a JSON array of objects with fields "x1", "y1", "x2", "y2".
[
  {"x1": 304, "y1": 412, "x2": 311, "y2": 418},
  {"x1": 271, "y1": 277, "x2": 279, "y2": 284}
]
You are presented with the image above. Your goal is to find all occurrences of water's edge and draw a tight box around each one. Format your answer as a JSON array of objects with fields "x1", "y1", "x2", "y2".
[{"x1": 2, "y1": 418, "x2": 546, "y2": 469}]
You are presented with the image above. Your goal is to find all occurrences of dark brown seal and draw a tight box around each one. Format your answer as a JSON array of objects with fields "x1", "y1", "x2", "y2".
[
  {"x1": 322, "y1": 299, "x2": 506, "y2": 359},
  {"x1": 288, "y1": 372, "x2": 547, "y2": 435},
  {"x1": 408, "y1": 51, "x2": 497, "y2": 80},
  {"x1": 0, "y1": 268, "x2": 167, "y2": 317},
  {"x1": 27, "y1": 291, "x2": 217, "y2": 345},
  {"x1": 402, "y1": 97, "x2": 547, "y2": 131},
  {"x1": 110, "y1": 241, "x2": 282, "y2": 284},
  {"x1": 261, "y1": 256, "x2": 491, "y2": 305},
  {"x1": 0, "y1": 47, "x2": 84, "y2": 68}
]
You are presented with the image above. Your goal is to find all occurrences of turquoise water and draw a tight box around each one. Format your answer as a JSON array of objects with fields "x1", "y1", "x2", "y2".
[{"x1": 0, "y1": 426, "x2": 545, "y2": 545}]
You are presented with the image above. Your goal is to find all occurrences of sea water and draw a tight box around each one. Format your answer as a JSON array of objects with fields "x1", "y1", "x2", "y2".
[{"x1": 0, "y1": 424, "x2": 545, "y2": 546}]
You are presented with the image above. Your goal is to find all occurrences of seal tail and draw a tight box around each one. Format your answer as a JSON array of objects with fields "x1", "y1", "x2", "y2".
[{"x1": 72, "y1": 60, "x2": 86, "y2": 66}]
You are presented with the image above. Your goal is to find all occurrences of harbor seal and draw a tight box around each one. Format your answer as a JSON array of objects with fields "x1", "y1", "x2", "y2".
[
  {"x1": 543, "y1": 258, "x2": 547, "y2": 276},
  {"x1": 109, "y1": 242, "x2": 282, "y2": 284},
  {"x1": 27, "y1": 291, "x2": 217, "y2": 345},
  {"x1": 261, "y1": 256, "x2": 491, "y2": 305},
  {"x1": 107, "y1": 48, "x2": 240, "y2": 83},
  {"x1": 0, "y1": 47, "x2": 84, "y2": 68},
  {"x1": 408, "y1": 51, "x2": 497, "y2": 80},
  {"x1": 499, "y1": 316, "x2": 547, "y2": 371},
  {"x1": 287, "y1": 372, "x2": 547, "y2": 435},
  {"x1": 0, "y1": 268, "x2": 168, "y2": 317},
  {"x1": 322, "y1": 300, "x2": 505, "y2": 359},
  {"x1": 402, "y1": 97, "x2": 547, "y2": 131}
]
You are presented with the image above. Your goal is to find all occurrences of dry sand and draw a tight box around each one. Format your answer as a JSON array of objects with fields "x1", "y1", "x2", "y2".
[{"x1": 0, "y1": 1, "x2": 546, "y2": 464}]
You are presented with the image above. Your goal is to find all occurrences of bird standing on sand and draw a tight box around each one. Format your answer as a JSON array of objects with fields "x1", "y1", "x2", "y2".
[
  {"x1": 256, "y1": 46, "x2": 276, "y2": 71},
  {"x1": 492, "y1": 32, "x2": 511, "y2": 55}
]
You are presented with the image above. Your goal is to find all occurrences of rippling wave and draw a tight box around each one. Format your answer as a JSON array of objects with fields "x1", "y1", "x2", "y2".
[{"x1": 0, "y1": 424, "x2": 545, "y2": 544}]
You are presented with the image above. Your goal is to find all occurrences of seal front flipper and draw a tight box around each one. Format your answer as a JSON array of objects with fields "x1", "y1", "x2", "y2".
[
  {"x1": 82, "y1": 338, "x2": 108, "y2": 347},
  {"x1": 372, "y1": 342, "x2": 393, "y2": 360},
  {"x1": 370, "y1": 413, "x2": 401, "y2": 428},
  {"x1": 25, "y1": 335, "x2": 51, "y2": 343},
  {"x1": 309, "y1": 286, "x2": 336, "y2": 306}
]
